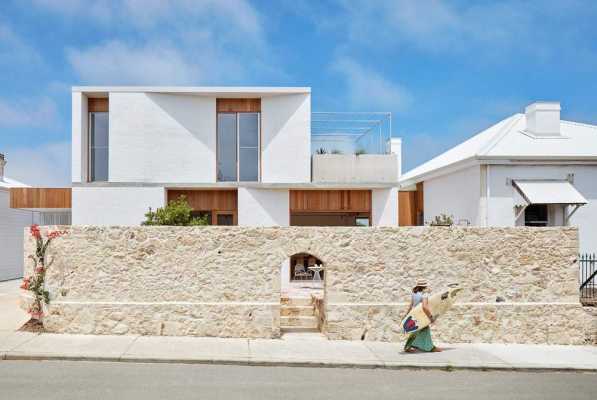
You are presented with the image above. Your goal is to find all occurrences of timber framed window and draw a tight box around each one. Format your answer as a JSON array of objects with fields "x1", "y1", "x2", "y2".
[
  {"x1": 216, "y1": 98, "x2": 260, "y2": 182},
  {"x1": 88, "y1": 98, "x2": 109, "y2": 182}
]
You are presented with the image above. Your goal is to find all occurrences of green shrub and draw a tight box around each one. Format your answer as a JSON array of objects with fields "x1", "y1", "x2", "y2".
[
  {"x1": 430, "y1": 213, "x2": 454, "y2": 226},
  {"x1": 142, "y1": 195, "x2": 208, "y2": 226}
]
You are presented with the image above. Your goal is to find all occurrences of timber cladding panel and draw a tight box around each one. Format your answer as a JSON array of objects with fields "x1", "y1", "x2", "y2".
[
  {"x1": 398, "y1": 191, "x2": 416, "y2": 226},
  {"x1": 398, "y1": 183, "x2": 424, "y2": 226},
  {"x1": 88, "y1": 98, "x2": 109, "y2": 112},
  {"x1": 216, "y1": 98, "x2": 261, "y2": 113},
  {"x1": 167, "y1": 189, "x2": 237, "y2": 211},
  {"x1": 10, "y1": 188, "x2": 72, "y2": 209},
  {"x1": 289, "y1": 190, "x2": 371, "y2": 213}
]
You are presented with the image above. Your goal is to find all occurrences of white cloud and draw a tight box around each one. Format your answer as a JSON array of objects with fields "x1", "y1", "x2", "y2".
[
  {"x1": 0, "y1": 23, "x2": 42, "y2": 66},
  {"x1": 67, "y1": 41, "x2": 200, "y2": 85},
  {"x1": 0, "y1": 97, "x2": 58, "y2": 128},
  {"x1": 33, "y1": 0, "x2": 263, "y2": 41},
  {"x1": 48, "y1": 0, "x2": 278, "y2": 85},
  {"x1": 2, "y1": 141, "x2": 71, "y2": 187},
  {"x1": 306, "y1": 0, "x2": 595, "y2": 62},
  {"x1": 331, "y1": 57, "x2": 412, "y2": 112}
]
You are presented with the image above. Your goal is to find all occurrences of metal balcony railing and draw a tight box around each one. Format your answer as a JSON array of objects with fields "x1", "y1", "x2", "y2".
[{"x1": 311, "y1": 112, "x2": 392, "y2": 155}]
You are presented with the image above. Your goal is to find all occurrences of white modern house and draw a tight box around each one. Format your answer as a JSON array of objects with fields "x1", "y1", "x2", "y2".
[
  {"x1": 64, "y1": 86, "x2": 401, "y2": 300},
  {"x1": 400, "y1": 102, "x2": 597, "y2": 253},
  {"x1": 70, "y1": 86, "x2": 401, "y2": 228},
  {"x1": 0, "y1": 154, "x2": 35, "y2": 281}
]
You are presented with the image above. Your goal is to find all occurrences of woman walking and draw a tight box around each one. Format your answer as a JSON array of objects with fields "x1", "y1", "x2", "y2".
[{"x1": 404, "y1": 280, "x2": 442, "y2": 353}]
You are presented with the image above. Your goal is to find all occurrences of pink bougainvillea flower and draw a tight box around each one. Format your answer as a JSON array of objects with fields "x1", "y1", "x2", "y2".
[
  {"x1": 35, "y1": 266, "x2": 45, "y2": 274},
  {"x1": 20, "y1": 277, "x2": 30, "y2": 290},
  {"x1": 30, "y1": 311, "x2": 43, "y2": 319},
  {"x1": 47, "y1": 230, "x2": 68, "y2": 240},
  {"x1": 30, "y1": 224, "x2": 41, "y2": 239}
]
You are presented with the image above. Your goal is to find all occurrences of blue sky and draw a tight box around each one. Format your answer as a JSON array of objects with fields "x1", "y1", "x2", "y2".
[{"x1": 1, "y1": 0, "x2": 597, "y2": 186}]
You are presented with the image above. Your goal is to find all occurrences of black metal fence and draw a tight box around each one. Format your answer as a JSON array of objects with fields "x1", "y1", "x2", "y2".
[{"x1": 580, "y1": 253, "x2": 596, "y2": 305}]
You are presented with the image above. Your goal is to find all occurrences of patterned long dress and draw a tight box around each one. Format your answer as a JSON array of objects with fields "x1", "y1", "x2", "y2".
[{"x1": 404, "y1": 292, "x2": 435, "y2": 352}]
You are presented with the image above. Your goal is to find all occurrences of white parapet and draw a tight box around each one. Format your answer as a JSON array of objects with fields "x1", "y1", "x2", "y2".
[{"x1": 312, "y1": 154, "x2": 399, "y2": 183}]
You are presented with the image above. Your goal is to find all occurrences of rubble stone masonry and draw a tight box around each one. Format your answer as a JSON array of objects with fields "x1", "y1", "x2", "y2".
[{"x1": 23, "y1": 226, "x2": 595, "y2": 344}]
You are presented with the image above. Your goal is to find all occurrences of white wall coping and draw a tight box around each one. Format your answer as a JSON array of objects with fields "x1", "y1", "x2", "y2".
[{"x1": 72, "y1": 86, "x2": 311, "y2": 96}]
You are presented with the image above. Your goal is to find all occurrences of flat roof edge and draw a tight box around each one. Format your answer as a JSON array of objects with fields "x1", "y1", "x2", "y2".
[{"x1": 72, "y1": 86, "x2": 311, "y2": 94}]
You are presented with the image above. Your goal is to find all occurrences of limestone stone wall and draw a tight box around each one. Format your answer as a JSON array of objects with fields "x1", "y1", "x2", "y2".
[{"x1": 23, "y1": 225, "x2": 594, "y2": 344}]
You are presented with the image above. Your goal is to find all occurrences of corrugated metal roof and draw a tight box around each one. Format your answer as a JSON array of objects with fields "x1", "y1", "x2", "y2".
[{"x1": 401, "y1": 112, "x2": 597, "y2": 185}]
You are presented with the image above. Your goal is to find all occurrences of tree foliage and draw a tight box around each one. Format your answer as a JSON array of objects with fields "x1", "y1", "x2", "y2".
[{"x1": 142, "y1": 195, "x2": 208, "y2": 226}]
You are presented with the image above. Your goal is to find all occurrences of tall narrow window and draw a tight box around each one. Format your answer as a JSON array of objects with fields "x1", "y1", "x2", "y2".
[
  {"x1": 217, "y1": 111, "x2": 259, "y2": 182},
  {"x1": 89, "y1": 112, "x2": 109, "y2": 181},
  {"x1": 217, "y1": 113, "x2": 238, "y2": 181},
  {"x1": 239, "y1": 113, "x2": 259, "y2": 181}
]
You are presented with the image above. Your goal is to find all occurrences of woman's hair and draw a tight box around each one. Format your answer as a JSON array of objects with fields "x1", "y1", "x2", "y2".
[{"x1": 412, "y1": 286, "x2": 426, "y2": 293}]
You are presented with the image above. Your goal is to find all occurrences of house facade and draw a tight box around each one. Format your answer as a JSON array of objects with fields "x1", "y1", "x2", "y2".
[
  {"x1": 399, "y1": 102, "x2": 597, "y2": 253},
  {"x1": 70, "y1": 87, "x2": 401, "y2": 228},
  {"x1": 0, "y1": 154, "x2": 34, "y2": 281},
  {"x1": 1, "y1": 154, "x2": 72, "y2": 280}
]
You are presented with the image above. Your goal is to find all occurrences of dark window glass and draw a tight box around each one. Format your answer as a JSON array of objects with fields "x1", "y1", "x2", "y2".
[
  {"x1": 239, "y1": 113, "x2": 259, "y2": 181},
  {"x1": 191, "y1": 211, "x2": 212, "y2": 225},
  {"x1": 217, "y1": 112, "x2": 259, "y2": 182},
  {"x1": 355, "y1": 217, "x2": 370, "y2": 227},
  {"x1": 216, "y1": 213, "x2": 234, "y2": 226},
  {"x1": 90, "y1": 112, "x2": 109, "y2": 181},
  {"x1": 217, "y1": 113, "x2": 237, "y2": 181},
  {"x1": 525, "y1": 204, "x2": 548, "y2": 227}
]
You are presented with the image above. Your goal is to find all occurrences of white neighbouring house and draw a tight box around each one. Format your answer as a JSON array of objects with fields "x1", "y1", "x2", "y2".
[
  {"x1": 1, "y1": 154, "x2": 72, "y2": 281},
  {"x1": 0, "y1": 154, "x2": 34, "y2": 281},
  {"x1": 65, "y1": 86, "x2": 401, "y2": 295},
  {"x1": 400, "y1": 102, "x2": 597, "y2": 253}
]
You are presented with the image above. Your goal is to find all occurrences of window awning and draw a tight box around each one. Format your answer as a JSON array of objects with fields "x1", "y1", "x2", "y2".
[{"x1": 512, "y1": 180, "x2": 587, "y2": 206}]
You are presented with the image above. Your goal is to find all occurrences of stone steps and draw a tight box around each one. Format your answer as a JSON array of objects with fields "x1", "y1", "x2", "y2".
[
  {"x1": 280, "y1": 297, "x2": 319, "y2": 333},
  {"x1": 281, "y1": 297, "x2": 312, "y2": 307},
  {"x1": 280, "y1": 316, "x2": 318, "y2": 329},
  {"x1": 281, "y1": 305, "x2": 314, "y2": 317}
]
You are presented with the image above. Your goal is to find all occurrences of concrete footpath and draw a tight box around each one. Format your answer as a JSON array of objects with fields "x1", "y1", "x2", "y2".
[
  {"x1": 2, "y1": 280, "x2": 597, "y2": 372},
  {"x1": 1, "y1": 331, "x2": 597, "y2": 371}
]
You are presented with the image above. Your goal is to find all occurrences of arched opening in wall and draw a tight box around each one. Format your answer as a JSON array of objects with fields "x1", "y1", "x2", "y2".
[{"x1": 280, "y1": 253, "x2": 324, "y2": 334}]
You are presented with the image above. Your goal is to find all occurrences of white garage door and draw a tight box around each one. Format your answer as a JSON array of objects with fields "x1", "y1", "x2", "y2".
[{"x1": 0, "y1": 190, "x2": 34, "y2": 281}]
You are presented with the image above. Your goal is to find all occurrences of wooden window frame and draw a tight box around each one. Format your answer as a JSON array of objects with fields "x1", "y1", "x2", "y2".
[
  {"x1": 216, "y1": 111, "x2": 261, "y2": 183},
  {"x1": 215, "y1": 98, "x2": 261, "y2": 183}
]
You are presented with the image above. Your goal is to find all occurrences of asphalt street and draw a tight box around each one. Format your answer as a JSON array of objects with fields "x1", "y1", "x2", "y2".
[{"x1": 0, "y1": 360, "x2": 595, "y2": 400}]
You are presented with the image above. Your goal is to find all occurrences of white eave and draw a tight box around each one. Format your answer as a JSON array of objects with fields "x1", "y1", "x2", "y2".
[
  {"x1": 0, "y1": 177, "x2": 29, "y2": 190},
  {"x1": 72, "y1": 86, "x2": 311, "y2": 97}
]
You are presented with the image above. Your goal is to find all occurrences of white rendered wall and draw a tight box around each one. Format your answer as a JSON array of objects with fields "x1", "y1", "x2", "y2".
[
  {"x1": 237, "y1": 187, "x2": 289, "y2": 226},
  {"x1": 0, "y1": 190, "x2": 35, "y2": 280},
  {"x1": 487, "y1": 164, "x2": 597, "y2": 253},
  {"x1": 261, "y1": 94, "x2": 311, "y2": 183},
  {"x1": 423, "y1": 166, "x2": 482, "y2": 226},
  {"x1": 71, "y1": 92, "x2": 87, "y2": 183},
  {"x1": 371, "y1": 188, "x2": 398, "y2": 226},
  {"x1": 390, "y1": 138, "x2": 402, "y2": 177},
  {"x1": 109, "y1": 93, "x2": 217, "y2": 183},
  {"x1": 72, "y1": 187, "x2": 165, "y2": 226}
]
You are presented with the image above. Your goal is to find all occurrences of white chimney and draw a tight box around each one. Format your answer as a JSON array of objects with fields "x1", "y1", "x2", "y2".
[
  {"x1": 0, "y1": 153, "x2": 5, "y2": 181},
  {"x1": 525, "y1": 101, "x2": 561, "y2": 136}
]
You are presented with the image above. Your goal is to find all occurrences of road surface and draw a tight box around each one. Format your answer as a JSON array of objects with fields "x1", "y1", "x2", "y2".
[{"x1": 0, "y1": 361, "x2": 595, "y2": 399}]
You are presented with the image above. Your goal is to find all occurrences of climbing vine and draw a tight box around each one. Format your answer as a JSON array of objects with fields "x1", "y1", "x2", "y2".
[{"x1": 20, "y1": 225, "x2": 68, "y2": 320}]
